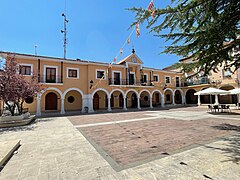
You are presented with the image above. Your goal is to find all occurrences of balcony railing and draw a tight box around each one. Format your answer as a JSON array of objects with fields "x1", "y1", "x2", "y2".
[
  {"x1": 181, "y1": 77, "x2": 209, "y2": 87},
  {"x1": 108, "y1": 78, "x2": 154, "y2": 86},
  {"x1": 38, "y1": 75, "x2": 63, "y2": 84}
]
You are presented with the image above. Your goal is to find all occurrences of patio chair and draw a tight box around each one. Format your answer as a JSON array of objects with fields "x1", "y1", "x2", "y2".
[
  {"x1": 226, "y1": 105, "x2": 231, "y2": 112},
  {"x1": 208, "y1": 105, "x2": 213, "y2": 112},
  {"x1": 213, "y1": 105, "x2": 220, "y2": 113}
]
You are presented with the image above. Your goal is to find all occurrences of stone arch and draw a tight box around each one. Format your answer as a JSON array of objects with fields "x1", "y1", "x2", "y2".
[
  {"x1": 174, "y1": 89, "x2": 183, "y2": 104},
  {"x1": 125, "y1": 89, "x2": 139, "y2": 108},
  {"x1": 110, "y1": 89, "x2": 125, "y2": 98},
  {"x1": 185, "y1": 89, "x2": 197, "y2": 104},
  {"x1": 92, "y1": 88, "x2": 110, "y2": 110},
  {"x1": 40, "y1": 87, "x2": 63, "y2": 99},
  {"x1": 63, "y1": 88, "x2": 83, "y2": 112},
  {"x1": 139, "y1": 89, "x2": 151, "y2": 108},
  {"x1": 125, "y1": 89, "x2": 139, "y2": 98},
  {"x1": 139, "y1": 89, "x2": 151, "y2": 98},
  {"x1": 41, "y1": 87, "x2": 63, "y2": 112},
  {"x1": 152, "y1": 90, "x2": 163, "y2": 107},
  {"x1": 110, "y1": 89, "x2": 125, "y2": 109},
  {"x1": 91, "y1": 88, "x2": 110, "y2": 99},
  {"x1": 164, "y1": 88, "x2": 174, "y2": 104},
  {"x1": 63, "y1": 88, "x2": 84, "y2": 98}
]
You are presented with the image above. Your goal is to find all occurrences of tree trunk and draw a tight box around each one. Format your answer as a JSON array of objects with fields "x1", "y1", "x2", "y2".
[{"x1": 5, "y1": 101, "x2": 15, "y2": 116}]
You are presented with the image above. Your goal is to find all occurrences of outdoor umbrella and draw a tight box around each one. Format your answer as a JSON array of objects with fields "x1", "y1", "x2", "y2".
[
  {"x1": 194, "y1": 87, "x2": 230, "y2": 105},
  {"x1": 229, "y1": 88, "x2": 240, "y2": 109}
]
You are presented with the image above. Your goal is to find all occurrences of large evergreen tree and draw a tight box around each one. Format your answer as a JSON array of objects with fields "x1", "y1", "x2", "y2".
[{"x1": 129, "y1": 0, "x2": 240, "y2": 75}]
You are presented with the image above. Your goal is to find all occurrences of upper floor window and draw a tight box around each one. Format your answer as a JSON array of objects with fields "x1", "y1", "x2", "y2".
[
  {"x1": 19, "y1": 64, "x2": 32, "y2": 75},
  {"x1": 223, "y1": 68, "x2": 232, "y2": 78},
  {"x1": 67, "y1": 68, "x2": 79, "y2": 78},
  {"x1": 165, "y1": 76, "x2": 171, "y2": 84},
  {"x1": 153, "y1": 75, "x2": 159, "y2": 82},
  {"x1": 96, "y1": 70, "x2": 106, "y2": 79},
  {"x1": 143, "y1": 74, "x2": 148, "y2": 83},
  {"x1": 176, "y1": 77, "x2": 180, "y2": 87}
]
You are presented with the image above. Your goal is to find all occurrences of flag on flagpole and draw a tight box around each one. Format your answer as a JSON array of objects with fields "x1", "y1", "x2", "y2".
[
  {"x1": 120, "y1": 48, "x2": 123, "y2": 55},
  {"x1": 136, "y1": 23, "x2": 140, "y2": 37},
  {"x1": 127, "y1": 38, "x2": 130, "y2": 45},
  {"x1": 148, "y1": 1, "x2": 154, "y2": 11},
  {"x1": 113, "y1": 56, "x2": 117, "y2": 62}
]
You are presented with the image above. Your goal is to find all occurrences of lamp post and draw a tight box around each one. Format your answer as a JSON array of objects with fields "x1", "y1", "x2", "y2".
[{"x1": 89, "y1": 80, "x2": 93, "y2": 89}]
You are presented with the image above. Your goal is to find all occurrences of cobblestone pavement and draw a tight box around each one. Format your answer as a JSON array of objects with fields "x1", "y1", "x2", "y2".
[{"x1": 0, "y1": 107, "x2": 239, "y2": 179}]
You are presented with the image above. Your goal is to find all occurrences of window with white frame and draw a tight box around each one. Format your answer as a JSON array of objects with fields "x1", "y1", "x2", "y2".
[
  {"x1": 165, "y1": 76, "x2": 171, "y2": 84},
  {"x1": 67, "y1": 68, "x2": 79, "y2": 78},
  {"x1": 19, "y1": 64, "x2": 32, "y2": 75},
  {"x1": 96, "y1": 70, "x2": 105, "y2": 79},
  {"x1": 153, "y1": 75, "x2": 159, "y2": 82}
]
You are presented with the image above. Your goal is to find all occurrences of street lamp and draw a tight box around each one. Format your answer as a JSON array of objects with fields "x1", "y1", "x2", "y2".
[{"x1": 90, "y1": 80, "x2": 93, "y2": 89}]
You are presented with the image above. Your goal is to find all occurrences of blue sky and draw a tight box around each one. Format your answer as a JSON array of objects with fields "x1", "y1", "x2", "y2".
[{"x1": 0, "y1": 0, "x2": 182, "y2": 69}]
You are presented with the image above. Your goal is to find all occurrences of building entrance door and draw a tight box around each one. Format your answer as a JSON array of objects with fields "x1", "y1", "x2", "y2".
[
  {"x1": 93, "y1": 93, "x2": 99, "y2": 110},
  {"x1": 45, "y1": 92, "x2": 58, "y2": 110}
]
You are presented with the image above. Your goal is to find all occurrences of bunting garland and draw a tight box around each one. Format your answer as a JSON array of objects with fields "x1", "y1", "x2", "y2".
[
  {"x1": 92, "y1": 0, "x2": 156, "y2": 89},
  {"x1": 127, "y1": 38, "x2": 130, "y2": 45},
  {"x1": 136, "y1": 23, "x2": 140, "y2": 37},
  {"x1": 120, "y1": 48, "x2": 123, "y2": 55}
]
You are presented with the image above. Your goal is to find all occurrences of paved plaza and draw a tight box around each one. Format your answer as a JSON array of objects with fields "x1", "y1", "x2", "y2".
[{"x1": 0, "y1": 106, "x2": 240, "y2": 179}]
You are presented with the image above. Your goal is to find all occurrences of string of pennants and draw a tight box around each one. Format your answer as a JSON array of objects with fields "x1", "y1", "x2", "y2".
[{"x1": 91, "y1": 0, "x2": 156, "y2": 89}]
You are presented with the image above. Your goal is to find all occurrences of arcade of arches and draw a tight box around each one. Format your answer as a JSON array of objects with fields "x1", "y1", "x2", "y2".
[{"x1": 35, "y1": 86, "x2": 239, "y2": 115}]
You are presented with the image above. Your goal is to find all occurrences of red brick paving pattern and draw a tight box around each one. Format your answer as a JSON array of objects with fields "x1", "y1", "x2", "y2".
[{"x1": 79, "y1": 118, "x2": 240, "y2": 166}]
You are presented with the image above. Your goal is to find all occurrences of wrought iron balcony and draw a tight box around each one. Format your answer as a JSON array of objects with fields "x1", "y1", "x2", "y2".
[
  {"x1": 38, "y1": 75, "x2": 63, "y2": 84},
  {"x1": 108, "y1": 78, "x2": 154, "y2": 86},
  {"x1": 181, "y1": 77, "x2": 209, "y2": 86}
]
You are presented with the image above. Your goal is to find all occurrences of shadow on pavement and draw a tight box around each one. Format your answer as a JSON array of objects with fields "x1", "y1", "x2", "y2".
[
  {"x1": 0, "y1": 124, "x2": 35, "y2": 134},
  {"x1": 207, "y1": 123, "x2": 240, "y2": 164}
]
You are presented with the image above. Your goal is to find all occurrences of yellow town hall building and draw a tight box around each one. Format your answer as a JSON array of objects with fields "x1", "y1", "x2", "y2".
[{"x1": 0, "y1": 49, "x2": 239, "y2": 116}]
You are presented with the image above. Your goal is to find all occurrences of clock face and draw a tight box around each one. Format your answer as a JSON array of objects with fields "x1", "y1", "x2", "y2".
[{"x1": 132, "y1": 57, "x2": 136, "y2": 63}]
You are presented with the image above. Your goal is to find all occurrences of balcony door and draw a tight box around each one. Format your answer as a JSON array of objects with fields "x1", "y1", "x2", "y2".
[
  {"x1": 129, "y1": 73, "x2": 135, "y2": 85},
  {"x1": 46, "y1": 68, "x2": 56, "y2": 83},
  {"x1": 114, "y1": 72, "x2": 121, "y2": 85}
]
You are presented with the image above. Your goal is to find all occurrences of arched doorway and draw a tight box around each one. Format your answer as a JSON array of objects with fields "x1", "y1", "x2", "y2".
[
  {"x1": 110, "y1": 90, "x2": 124, "y2": 109},
  {"x1": 126, "y1": 91, "x2": 138, "y2": 108},
  {"x1": 119, "y1": 94, "x2": 123, "y2": 108},
  {"x1": 164, "y1": 89, "x2": 173, "y2": 104},
  {"x1": 93, "y1": 90, "x2": 108, "y2": 111},
  {"x1": 219, "y1": 85, "x2": 237, "y2": 104},
  {"x1": 174, "y1": 90, "x2": 182, "y2": 104},
  {"x1": 186, "y1": 89, "x2": 197, "y2": 104},
  {"x1": 45, "y1": 92, "x2": 58, "y2": 110},
  {"x1": 140, "y1": 91, "x2": 150, "y2": 107},
  {"x1": 152, "y1": 91, "x2": 161, "y2": 107}
]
